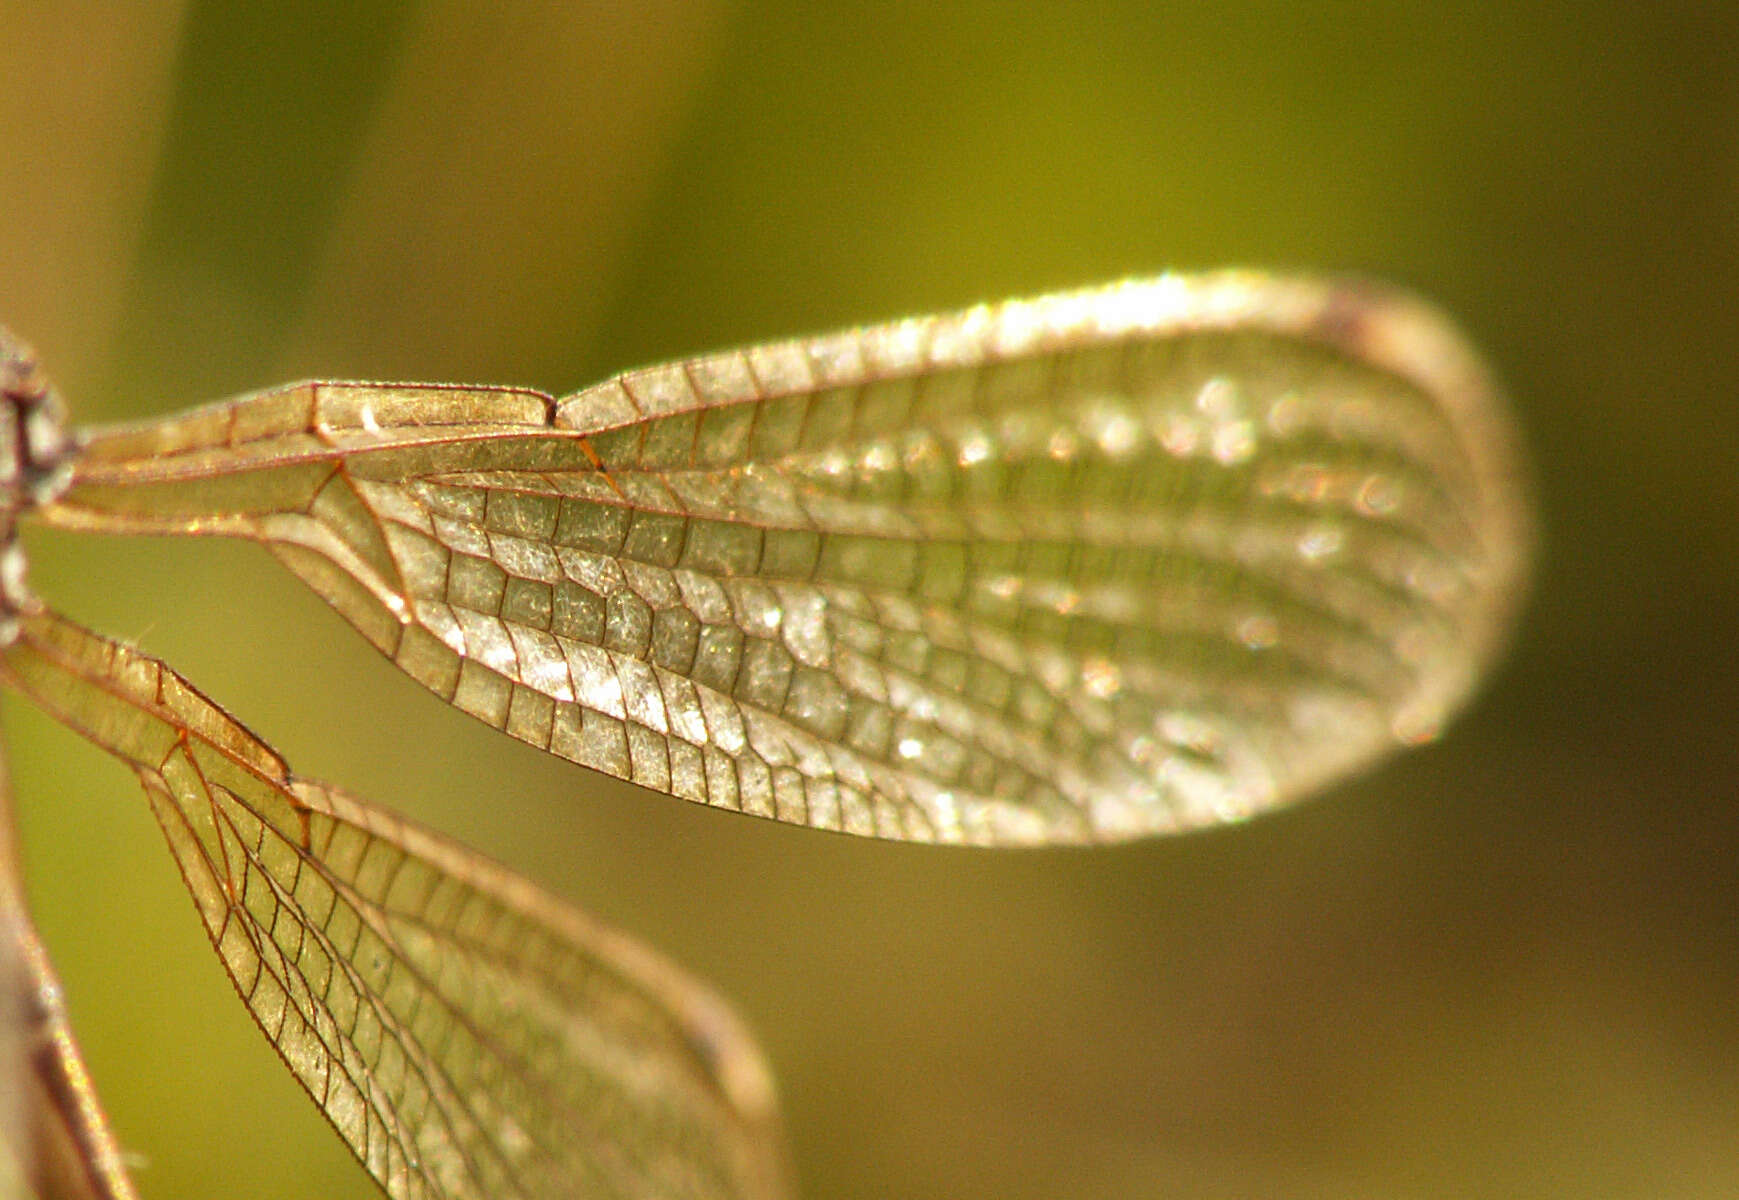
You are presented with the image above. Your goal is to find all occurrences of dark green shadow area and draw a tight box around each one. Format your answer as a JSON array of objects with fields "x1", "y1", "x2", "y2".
[{"x1": 109, "y1": 0, "x2": 417, "y2": 402}]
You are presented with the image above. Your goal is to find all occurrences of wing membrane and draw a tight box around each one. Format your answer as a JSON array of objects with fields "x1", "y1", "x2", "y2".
[
  {"x1": 0, "y1": 606, "x2": 790, "y2": 1200},
  {"x1": 41, "y1": 273, "x2": 1530, "y2": 843}
]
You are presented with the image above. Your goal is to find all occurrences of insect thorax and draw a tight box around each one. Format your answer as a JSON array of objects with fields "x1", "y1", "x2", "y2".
[{"x1": 0, "y1": 327, "x2": 74, "y2": 629}]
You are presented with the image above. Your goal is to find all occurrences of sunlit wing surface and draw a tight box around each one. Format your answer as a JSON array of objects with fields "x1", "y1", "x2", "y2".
[
  {"x1": 0, "y1": 607, "x2": 790, "y2": 1200},
  {"x1": 41, "y1": 273, "x2": 1531, "y2": 844}
]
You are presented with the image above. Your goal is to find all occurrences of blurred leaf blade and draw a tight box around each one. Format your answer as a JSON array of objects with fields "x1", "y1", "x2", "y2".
[
  {"x1": 280, "y1": 0, "x2": 730, "y2": 384},
  {"x1": 109, "y1": 0, "x2": 420, "y2": 397}
]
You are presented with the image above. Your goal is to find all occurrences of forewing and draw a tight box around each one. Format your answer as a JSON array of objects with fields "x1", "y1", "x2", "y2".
[
  {"x1": 0, "y1": 606, "x2": 790, "y2": 1200},
  {"x1": 44, "y1": 273, "x2": 1530, "y2": 844}
]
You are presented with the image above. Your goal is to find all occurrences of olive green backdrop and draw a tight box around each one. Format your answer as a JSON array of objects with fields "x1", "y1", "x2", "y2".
[{"x1": 3, "y1": 3, "x2": 1735, "y2": 1197}]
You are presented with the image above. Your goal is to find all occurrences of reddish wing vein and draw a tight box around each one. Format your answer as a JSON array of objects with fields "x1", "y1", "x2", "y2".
[{"x1": 40, "y1": 273, "x2": 1530, "y2": 844}]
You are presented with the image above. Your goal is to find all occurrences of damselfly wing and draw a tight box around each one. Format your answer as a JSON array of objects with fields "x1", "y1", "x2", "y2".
[{"x1": 0, "y1": 273, "x2": 1529, "y2": 1198}]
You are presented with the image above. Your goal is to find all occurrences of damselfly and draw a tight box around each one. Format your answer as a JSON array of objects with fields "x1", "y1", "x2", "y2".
[{"x1": 0, "y1": 272, "x2": 1529, "y2": 1199}]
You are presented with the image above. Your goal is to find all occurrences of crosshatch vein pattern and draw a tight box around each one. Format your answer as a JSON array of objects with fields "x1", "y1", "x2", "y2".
[
  {"x1": 0, "y1": 608, "x2": 790, "y2": 1200},
  {"x1": 46, "y1": 273, "x2": 1530, "y2": 844}
]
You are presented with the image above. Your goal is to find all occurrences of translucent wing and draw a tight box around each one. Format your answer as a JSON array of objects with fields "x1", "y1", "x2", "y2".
[
  {"x1": 41, "y1": 273, "x2": 1531, "y2": 843},
  {"x1": 0, "y1": 606, "x2": 790, "y2": 1200}
]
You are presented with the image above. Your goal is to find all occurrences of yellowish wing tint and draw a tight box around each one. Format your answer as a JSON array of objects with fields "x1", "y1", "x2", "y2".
[
  {"x1": 0, "y1": 607, "x2": 790, "y2": 1200},
  {"x1": 43, "y1": 273, "x2": 1530, "y2": 843}
]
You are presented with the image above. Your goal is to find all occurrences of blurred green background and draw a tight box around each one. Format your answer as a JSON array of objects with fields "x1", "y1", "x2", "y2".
[{"x1": 3, "y1": 3, "x2": 1736, "y2": 1197}]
